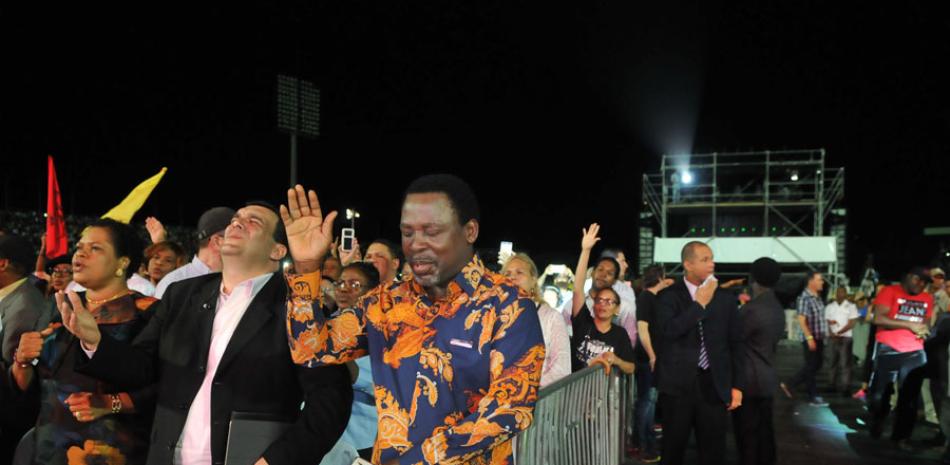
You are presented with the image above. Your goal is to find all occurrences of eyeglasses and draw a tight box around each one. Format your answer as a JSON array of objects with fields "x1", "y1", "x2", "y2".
[
  {"x1": 334, "y1": 280, "x2": 364, "y2": 291},
  {"x1": 51, "y1": 269, "x2": 73, "y2": 277},
  {"x1": 594, "y1": 298, "x2": 618, "y2": 306}
]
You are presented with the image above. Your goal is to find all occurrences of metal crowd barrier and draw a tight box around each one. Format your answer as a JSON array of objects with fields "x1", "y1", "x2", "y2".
[{"x1": 514, "y1": 366, "x2": 633, "y2": 465}]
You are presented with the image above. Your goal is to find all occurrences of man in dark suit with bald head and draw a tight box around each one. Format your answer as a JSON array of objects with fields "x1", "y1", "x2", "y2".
[{"x1": 655, "y1": 241, "x2": 745, "y2": 465}]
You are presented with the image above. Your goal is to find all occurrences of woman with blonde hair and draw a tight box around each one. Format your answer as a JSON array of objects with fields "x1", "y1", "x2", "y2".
[{"x1": 503, "y1": 253, "x2": 571, "y2": 387}]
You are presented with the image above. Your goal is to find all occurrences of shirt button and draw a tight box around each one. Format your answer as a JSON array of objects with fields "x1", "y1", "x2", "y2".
[{"x1": 198, "y1": 365, "x2": 205, "y2": 372}]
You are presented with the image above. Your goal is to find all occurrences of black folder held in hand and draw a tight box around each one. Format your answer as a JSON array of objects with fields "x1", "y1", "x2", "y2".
[{"x1": 224, "y1": 412, "x2": 294, "y2": 465}]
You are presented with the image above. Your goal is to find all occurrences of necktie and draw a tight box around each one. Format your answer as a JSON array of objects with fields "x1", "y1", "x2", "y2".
[{"x1": 698, "y1": 321, "x2": 710, "y2": 369}]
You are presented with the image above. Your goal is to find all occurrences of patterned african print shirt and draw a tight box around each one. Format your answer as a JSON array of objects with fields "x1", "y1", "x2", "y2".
[{"x1": 286, "y1": 255, "x2": 545, "y2": 465}]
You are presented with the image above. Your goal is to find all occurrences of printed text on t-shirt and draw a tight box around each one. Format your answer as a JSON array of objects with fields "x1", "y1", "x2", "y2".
[{"x1": 893, "y1": 298, "x2": 929, "y2": 323}]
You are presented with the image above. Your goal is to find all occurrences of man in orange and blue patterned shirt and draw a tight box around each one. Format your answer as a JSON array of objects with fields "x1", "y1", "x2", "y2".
[{"x1": 280, "y1": 175, "x2": 546, "y2": 465}]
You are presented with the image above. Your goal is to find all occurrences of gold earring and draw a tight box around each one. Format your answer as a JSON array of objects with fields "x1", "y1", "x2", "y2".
[{"x1": 115, "y1": 268, "x2": 124, "y2": 277}]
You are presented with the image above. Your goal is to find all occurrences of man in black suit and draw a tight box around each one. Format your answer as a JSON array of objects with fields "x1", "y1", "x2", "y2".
[
  {"x1": 0, "y1": 234, "x2": 48, "y2": 465},
  {"x1": 655, "y1": 241, "x2": 744, "y2": 465},
  {"x1": 0, "y1": 234, "x2": 50, "y2": 365},
  {"x1": 732, "y1": 257, "x2": 786, "y2": 465},
  {"x1": 58, "y1": 201, "x2": 352, "y2": 465}
]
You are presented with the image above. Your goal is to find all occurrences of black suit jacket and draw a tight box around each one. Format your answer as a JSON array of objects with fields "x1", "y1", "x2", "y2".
[
  {"x1": 735, "y1": 290, "x2": 786, "y2": 398},
  {"x1": 77, "y1": 271, "x2": 352, "y2": 465},
  {"x1": 0, "y1": 279, "x2": 48, "y2": 364},
  {"x1": 655, "y1": 279, "x2": 745, "y2": 403},
  {"x1": 0, "y1": 359, "x2": 35, "y2": 463}
]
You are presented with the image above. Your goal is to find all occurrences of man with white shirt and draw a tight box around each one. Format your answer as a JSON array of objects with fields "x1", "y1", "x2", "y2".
[
  {"x1": 825, "y1": 287, "x2": 859, "y2": 396},
  {"x1": 58, "y1": 201, "x2": 351, "y2": 465},
  {"x1": 155, "y1": 207, "x2": 234, "y2": 299}
]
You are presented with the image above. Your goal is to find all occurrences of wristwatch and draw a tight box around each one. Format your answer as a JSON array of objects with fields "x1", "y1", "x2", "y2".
[{"x1": 13, "y1": 349, "x2": 38, "y2": 369}]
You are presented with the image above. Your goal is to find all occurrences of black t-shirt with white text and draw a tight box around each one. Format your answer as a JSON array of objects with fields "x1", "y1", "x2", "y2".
[{"x1": 571, "y1": 304, "x2": 636, "y2": 372}]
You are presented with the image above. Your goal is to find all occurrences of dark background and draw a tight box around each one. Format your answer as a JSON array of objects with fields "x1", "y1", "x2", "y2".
[{"x1": 2, "y1": 2, "x2": 948, "y2": 281}]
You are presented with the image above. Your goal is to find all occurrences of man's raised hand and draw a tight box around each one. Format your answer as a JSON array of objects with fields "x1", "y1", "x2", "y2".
[{"x1": 279, "y1": 185, "x2": 338, "y2": 273}]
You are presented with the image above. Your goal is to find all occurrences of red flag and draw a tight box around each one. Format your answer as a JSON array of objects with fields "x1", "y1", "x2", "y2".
[{"x1": 46, "y1": 155, "x2": 68, "y2": 259}]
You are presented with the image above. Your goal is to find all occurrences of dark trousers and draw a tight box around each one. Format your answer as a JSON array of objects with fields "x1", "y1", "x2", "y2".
[
  {"x1": 861, "y1": 325, "x2": 878, "y2": 385},
  {"x1": 788, "y1": 340, "x2": 825, "y2": 399},
  {"x1": 866, "y1": 344, "x2": 927, "y2": 438},
  {"x1": 828, "y1": 336, "x2": 854, "y2": 392},
  {"x1": 634, "y1": 365, "x2": 658, "y2": 454},
  {"x1": 732, "y1": 396, "x2": 776, "y2": 465},
  {"x1": 925, "y1": 335, "x2": 948, "y2": 422},
  {"x1": 893, "y1": 364, "x2": 931, "y2": 441},
  {"x1": 890, "y1": 342, "x2": 946, "y2": 441},
  {"x1": 939, "y1": 393, "x2": 950, "y2": 442},
  {"x1": 660, "y1": 370, "x2": 726, "y2": 465}
]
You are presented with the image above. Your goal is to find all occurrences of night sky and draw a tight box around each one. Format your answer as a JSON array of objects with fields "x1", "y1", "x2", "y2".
[{"x1": 2, "y1": 3, "x2": 948, "y2": 281}]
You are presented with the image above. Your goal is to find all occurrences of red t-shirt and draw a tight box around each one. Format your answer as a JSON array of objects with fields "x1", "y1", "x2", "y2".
[{"x1": 874, "y1": 284, "x2": 934, "y2": 353}]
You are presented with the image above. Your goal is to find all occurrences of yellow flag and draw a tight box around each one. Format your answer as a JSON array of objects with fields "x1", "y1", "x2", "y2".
[{"x1": 101, "y1": 167, "x2": 168, "y2": 224}]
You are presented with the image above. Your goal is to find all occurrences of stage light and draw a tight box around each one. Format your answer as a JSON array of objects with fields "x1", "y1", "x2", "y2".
[{"x1": 345, "y1": 208, "x2": 361, "y2": 229}]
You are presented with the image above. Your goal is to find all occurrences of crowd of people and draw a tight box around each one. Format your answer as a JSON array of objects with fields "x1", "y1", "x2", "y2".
[
  {"x1": 0, "y1": 211, "x2": 197, "y2": 256},
  {"x1": 0, "y1": 174, "x2": 947, "y2": 465},
  {"x1": 781, "y1": 265, "x2": 950, "y2": 460}
]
